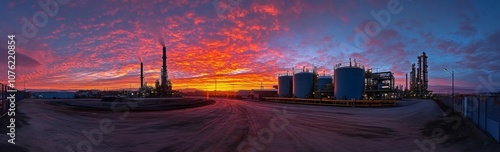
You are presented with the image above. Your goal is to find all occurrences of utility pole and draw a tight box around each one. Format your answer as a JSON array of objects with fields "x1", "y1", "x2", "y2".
[
  {"x1": 444, "y1": 68, "x2": 455, "y2": 102},
  {"x1": 452, "y1": 71, "x2": 454, "y2": 101}
]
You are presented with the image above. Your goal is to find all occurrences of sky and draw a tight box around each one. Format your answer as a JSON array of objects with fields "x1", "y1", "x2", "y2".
[{"x1": 0, "y1": 0, "x2": 499, "y2": 93}]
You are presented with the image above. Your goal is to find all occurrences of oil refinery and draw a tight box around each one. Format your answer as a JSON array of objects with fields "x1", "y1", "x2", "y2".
[
  {"x1": 138, "y1": 46, "x2": 179, "y2": 97},
  {"x1": 261, "y1": 53, "x2": 430, "y2": 107},
  {"x1": 3, "y1": 1, "x2": 500, "y2": 151},
  {"x1": 406, "y1": 52, "x2": 431, "y2": 97},
  {"x1": 270, "y1": 58, "x2": 397, "y2": 106}
]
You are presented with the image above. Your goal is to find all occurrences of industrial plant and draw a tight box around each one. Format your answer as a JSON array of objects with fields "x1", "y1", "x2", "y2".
[
  {"x1": 406, "y1": 52, "x2": 431, "y2": 97},
  {"x1": 274, "y1": 58, "x2": 397, "y2": 100},
  {"x1": 270, "y1": 52, "x2": 431, "y2": 104},
  {"x1": 138, "y1": 46, "x2": 179, "y2": 97},
  {"x1": 257, "y1": 58, "x2": 398, "y2": 107}
]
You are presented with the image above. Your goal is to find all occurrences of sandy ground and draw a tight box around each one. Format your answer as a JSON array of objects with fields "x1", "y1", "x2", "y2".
[{"x1": 0, "y1": 98, "x2": 499, "y2": 152}]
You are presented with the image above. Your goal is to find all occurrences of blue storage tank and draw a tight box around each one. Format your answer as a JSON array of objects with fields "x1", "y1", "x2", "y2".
[
  {"x1": 293, "y1": 72, "x2": 315, "y2": 98},
  {"x1": 278, "y1": 75, "x2": 293, "y2": 98},
  {"x1": 334, "y1": 63, "x2": 365, "y2": 100},
  {"x1": 317, "y1": 76, "x2": 333, "y2": 91}
]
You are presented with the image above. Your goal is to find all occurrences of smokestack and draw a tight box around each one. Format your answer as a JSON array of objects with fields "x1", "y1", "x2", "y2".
[
  {"x1": 140, "y1": 62, "x2": 144, "y2": 89},
  {"x1": 161, "y1": 46, "x2": 167, "y2": 90},
  {"x1": 422, "y1": 52, "x2": 428, "y2": 91},
  {"x1": 417, "y1": 55, "x2": 422, "y2": 96},
  {"x1": 405, "y1": 72, "x2": 408, "y2": 91},
  {"x1": 410, "y1": 63, "x2": 416, "y2": 92}
]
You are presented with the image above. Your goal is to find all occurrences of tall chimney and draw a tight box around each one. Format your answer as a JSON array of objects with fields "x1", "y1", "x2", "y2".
[
  {"x1": 417, "y1": 55, "x2": 422, "y2": 96},
  {"x1": 140, "y1": 62, "x2": 144, "y2": 89},
  {"x1": 405, "y1": 72, "x2": 408, "y2": 91},
  {"x1": 161, "y1": 46, "x2": 167, "y2": 90},
  {"x1": 410, "y1": 63, "x2": 416, "y2": 92},
  {"x1": 422, "y1": 52, "x2": 428, "y2": 92}
]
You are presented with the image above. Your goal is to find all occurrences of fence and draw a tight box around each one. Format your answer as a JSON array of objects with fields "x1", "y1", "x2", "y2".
[
  {"x1": 0, "y1": 83, "x2": 25, "y2": 118},
  {"x1": 436, "y1": 95, "x2": 500, "y2": 142}
]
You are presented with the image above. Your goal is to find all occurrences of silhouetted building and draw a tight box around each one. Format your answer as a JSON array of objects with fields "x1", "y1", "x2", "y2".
[{"x1": 409, "y1": 52, "x2": 430, "y2": 97}]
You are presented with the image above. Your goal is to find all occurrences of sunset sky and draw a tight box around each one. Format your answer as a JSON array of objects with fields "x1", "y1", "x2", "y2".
[{"x1": 1, "y1": 0, "x2": 499, "y2": 93}]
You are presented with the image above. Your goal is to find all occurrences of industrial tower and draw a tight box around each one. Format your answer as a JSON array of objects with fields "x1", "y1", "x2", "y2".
[
  {"x1": 409, "y1": 52, "x2": 429, "y2": 97},
  {"x1": 161, "y1": 46, "x2": 172, "y2": 96}
]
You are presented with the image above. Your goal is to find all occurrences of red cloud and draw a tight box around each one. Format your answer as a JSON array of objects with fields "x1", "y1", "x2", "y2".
[{"x1": 252, "y1": 3, "x2": 280, "y2": 16}]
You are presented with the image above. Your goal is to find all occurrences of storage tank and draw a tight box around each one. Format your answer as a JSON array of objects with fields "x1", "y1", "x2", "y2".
[
  {"x1": 317, "y1": 75, "x2": 333, "y2": 91},
  {"x1": 293, "y1": 72, "x2": 315, "y2": 98},
  {"x1": 278, "y1": 74, "x2": 293, "y2": 98},
  {"x1": 334, "y1": 62, "x2": 365, "y2": 100}
]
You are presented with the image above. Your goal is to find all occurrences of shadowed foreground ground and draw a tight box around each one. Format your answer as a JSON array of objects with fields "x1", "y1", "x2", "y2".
[{"x1": 0, "y1": 98, "x2": 499, "y2": 152}]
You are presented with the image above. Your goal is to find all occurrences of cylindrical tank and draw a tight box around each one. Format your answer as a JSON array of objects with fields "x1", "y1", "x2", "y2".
[
  {"x1": 334, "y1": 65, "x2": 365, "y2": 100},
  {"x1": 278, "y1": 75, "x2": 293, "y2": 98},
  {"x1": 317, "y1": 76, "x2": 333, "y2": 91},
  {"x1": 293, "y1": 72, "x2": 315, "y2": 98}
]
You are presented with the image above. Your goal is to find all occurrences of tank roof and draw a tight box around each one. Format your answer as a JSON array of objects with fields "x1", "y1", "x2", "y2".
[{"x1": 334, "y1": 62, "x2": 364, "y2": 70}]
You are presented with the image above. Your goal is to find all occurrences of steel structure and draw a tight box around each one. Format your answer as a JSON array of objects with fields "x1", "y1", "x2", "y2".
[
  {"x1": 365, "y1": 71, "x2": 395, "y2": 99},
  {"x1": 408, "y1": 52, "x2": 430, "y2": 97},
  {"x1": 317, "y1": 75, "x2": 333, "y2": 99}
]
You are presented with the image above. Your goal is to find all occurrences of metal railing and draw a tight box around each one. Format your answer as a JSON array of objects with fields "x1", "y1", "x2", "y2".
[
  {"x1": 436, "y1": 95, "x2": 500, "y2": 142},
  {"x1": 293, "y1": 69, "x2": 315, "y2": 74},
  {"x1": 334, "y1": 62, "x2": 365, "y2": 70},
  {"x1": 277, "y1": 73, "x2": 293, "y2": 77}
]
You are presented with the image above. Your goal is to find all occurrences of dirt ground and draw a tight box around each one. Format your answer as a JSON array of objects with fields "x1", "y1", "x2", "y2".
[{"x1": 0, "y1": 98, "x2": 498, "y2": 152}]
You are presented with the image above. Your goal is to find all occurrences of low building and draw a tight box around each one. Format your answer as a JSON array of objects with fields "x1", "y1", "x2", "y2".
[
  {"x1": 249, "y1": 89, "x2": 278, "y2": 100},
  {"x1": 236, "y1": 90, "x2": 251, "y2": 99}
]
